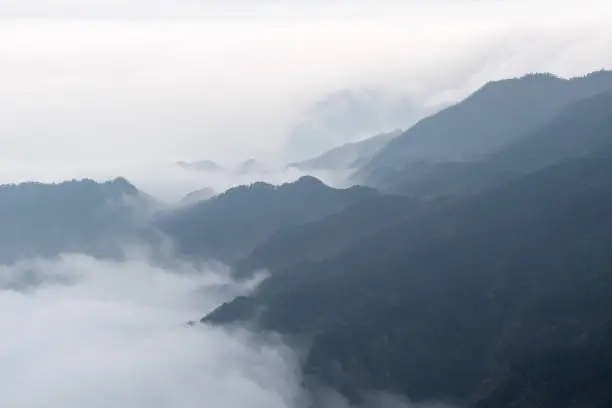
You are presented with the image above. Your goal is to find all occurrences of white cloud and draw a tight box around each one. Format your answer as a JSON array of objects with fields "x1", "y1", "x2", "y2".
[
  {"x1": 0, "y1": 253, "x2": 308, "y2": 408},
  {"x1": 0, "y1": 1, "x2": 611, "y2": 21},
  {"x1": 0, "y1": 251, "x2": 450, "y2": 408},
  {"x1": 1, "y1": 1, "x2": 612, "y2": 186}
]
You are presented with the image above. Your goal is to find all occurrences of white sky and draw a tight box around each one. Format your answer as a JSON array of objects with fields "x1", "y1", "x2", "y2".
[{"x1": 1, "y1": 0, "x2": 612, "y2": 187}]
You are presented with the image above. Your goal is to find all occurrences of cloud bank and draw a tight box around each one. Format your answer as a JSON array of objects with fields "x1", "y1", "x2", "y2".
[
  {"x1": 0, "y1": 251, "x2": 453, "y2": 408},
  {"x1": 0, "y1": 253, "x2": 307, "y2": 408}
]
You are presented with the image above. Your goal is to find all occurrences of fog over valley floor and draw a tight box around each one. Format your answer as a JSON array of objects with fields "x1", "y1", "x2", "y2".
[
  {"x1": 0, "y1": 251, "x2": 440, "y2": 408},
  {"x1": 0, "y1": 253, "x2": 301, "y2": 407}
]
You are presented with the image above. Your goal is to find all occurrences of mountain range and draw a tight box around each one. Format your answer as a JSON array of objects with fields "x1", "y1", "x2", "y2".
[
  {"x1": 285, "y1": 89, "x2": 426, "y2": 161},
  {"x1": 0, "y1": 177, "x2": 155, "y2": 263},
  {"x1": 155, "y1": 176, "x2": 378, "y2": 262},
  {"x1": 207, "y1": 155, "x2": 612, "y2": 407},
  {"x1": 203, "y1": 70, "x2": 612, "y2": 408},
  {"x1": 288, "y1": 129, "x2": 401, "y2": 172},
  {"x1": 4, "y1": 69, "x2": 612, "y2": 408},
  {"x1": 354, "y1": 70, "x2": 612, "y2": 191}
]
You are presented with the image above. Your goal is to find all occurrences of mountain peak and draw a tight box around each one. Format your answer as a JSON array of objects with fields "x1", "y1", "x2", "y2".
[
  {"x1": 104, "y1": 177, "x2": 139, "y2": 194},
  {"x1": 292, "y1": 175, "x2": 326, "y2": 187},
  {"x1": 470, "y1": 72, "x2": 564, "y2": 100},
  {"x1": 180, "y1": 187, "x2": 216, "y2": 205}
]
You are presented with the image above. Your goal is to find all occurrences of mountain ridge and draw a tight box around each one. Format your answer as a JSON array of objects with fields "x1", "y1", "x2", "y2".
[
  {"x1": 289, "y1": 130, "x2": 401, "y2": 172},
  {"x1": 156, "y1": 176, "x2": 379, "y2": 263},
  {"x1": 384, "y1": 87, "x2": 612, "y2": 196},
  {"x1": 205, "y1": 156, "x2": 612, "y2": 407},
  {"x1": 0, "y1": 177, "x2": 154, "y2": 263},
  {"x1": 356, "y1": 69, "x2": 612, "y2": 188}
]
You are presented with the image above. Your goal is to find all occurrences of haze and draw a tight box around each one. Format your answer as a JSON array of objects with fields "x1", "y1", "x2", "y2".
[
  {"x1": 0, "y1": 251, "x2": 444, "y2": 407},
  {"x1": 3, "y1": 2, "x2": 612, "y2": 407},
  {"x1": 2, "y1": 0, "x2": 612, "y2": 199}
]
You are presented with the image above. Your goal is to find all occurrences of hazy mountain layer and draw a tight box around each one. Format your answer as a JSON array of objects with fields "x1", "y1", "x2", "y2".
[
  {"x1": 289, "y1": 130, "x2": 401, "y2": 172},
  {"x1": 356, "y1": 70, "x2": 612, "y2": 188},
  {"x1": 383, "y1": 87, "x2": 612, "y2": 196},
  {"x1": 286, "y1": 89, "x2": 423, "y2": 161},
  {"x1": 0, "y1": 177, "x2": 155, "y2": 262},
  {"x1": 156, "y1": 176, "x2": 378, "y2": 263}
]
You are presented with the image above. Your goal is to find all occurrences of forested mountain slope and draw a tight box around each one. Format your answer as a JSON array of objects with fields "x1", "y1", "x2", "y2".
[
  {"x1": 156, "y1": 176, "x2": 378, "y2": 262},
  {"x1": 356, "y1": 70, "x2": 612, "y2": 190},
  {"x1": 206, "y1": 157, "x2": 612, "y2": 408},
  {"x1": 233, "y1": 194, "x2": 424, "y2": 277},
  {"x1": 387, "y1": 88, "x2": 612, "y2": 196},
  {"x1": 0, "y1": 178, "x2": 153, "y2": 262}
]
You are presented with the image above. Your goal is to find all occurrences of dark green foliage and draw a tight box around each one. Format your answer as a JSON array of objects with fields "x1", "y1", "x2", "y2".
[{"x1": 156, "y1": 176, "x2": 379, "y2": 263}]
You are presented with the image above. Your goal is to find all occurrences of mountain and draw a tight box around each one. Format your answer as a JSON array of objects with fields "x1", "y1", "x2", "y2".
[
  {"x1": 288, "y1": 130, "x2": 401, "y2": 172},
  {"x1": 233, "y1": 193, "x2": 424, "y2": 277},
  {"x1": 177, "y1": 159, "x2": 224, "y2": 172},
  {"x1": 156, "y1": 176, "x2": 378, "y2": 263},
  {"x1": 0, "y1": 177, "x2": 155, "y2": 262},
  {"x1": 385, "y1": 87, "x2": 612, "y2": 196},
  {"x1": 204, "y1": 156, "x2": 612, "y2": 407},
  {"x1": 285, "y1": 89, "x2": 425, "y2": 162},
  {"x1": 180, "y1": 187, "x2": 216, "y2": 205},
  {"x1": 356, "y1": 70, "x2": 612, "y2": 188}
]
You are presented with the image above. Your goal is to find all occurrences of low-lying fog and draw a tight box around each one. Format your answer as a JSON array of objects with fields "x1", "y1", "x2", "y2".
[
  {"x1": 0, "y1": 252, "x2": 302, "y2": 407},
  {"x1": 0, "y1": 251, "x2": 447, "y2": 408}
]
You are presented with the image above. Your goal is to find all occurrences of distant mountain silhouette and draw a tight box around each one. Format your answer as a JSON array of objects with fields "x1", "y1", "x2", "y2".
[
  {"x1": 356, "y1": 70, "x2": 612, "y2": 188},
  {"x1": 180, "y1": 187, "x2": 216, "y2": 205},
  {"x1": 285, "y1": 89, "x2": 426, "y2": 161},
  {"x1": 0, "y1": 177, "x2": 155, "y2": 262},
  {"x1": 289, "y1": 130, "x2": 401, "y2": 172},
  {"x1": 156, "y1": 176, "x2": 378, "y2": 262},
  {"x1": 177, "y1": 159, "x2": 224, "y2": 172},
  {"x1": 385, "y1": 87, "x2": 612, "y2": 196}
]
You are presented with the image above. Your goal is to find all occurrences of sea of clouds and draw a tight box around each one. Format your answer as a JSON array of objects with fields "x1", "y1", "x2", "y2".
[{"x1": 0, "y1": 251, "x2": 450, "y2": 408}]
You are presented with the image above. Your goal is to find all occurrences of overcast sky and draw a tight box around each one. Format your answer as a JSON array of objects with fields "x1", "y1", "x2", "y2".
[{"x1": 2, "y1": 0, "x2": 612, "y2": 186}]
